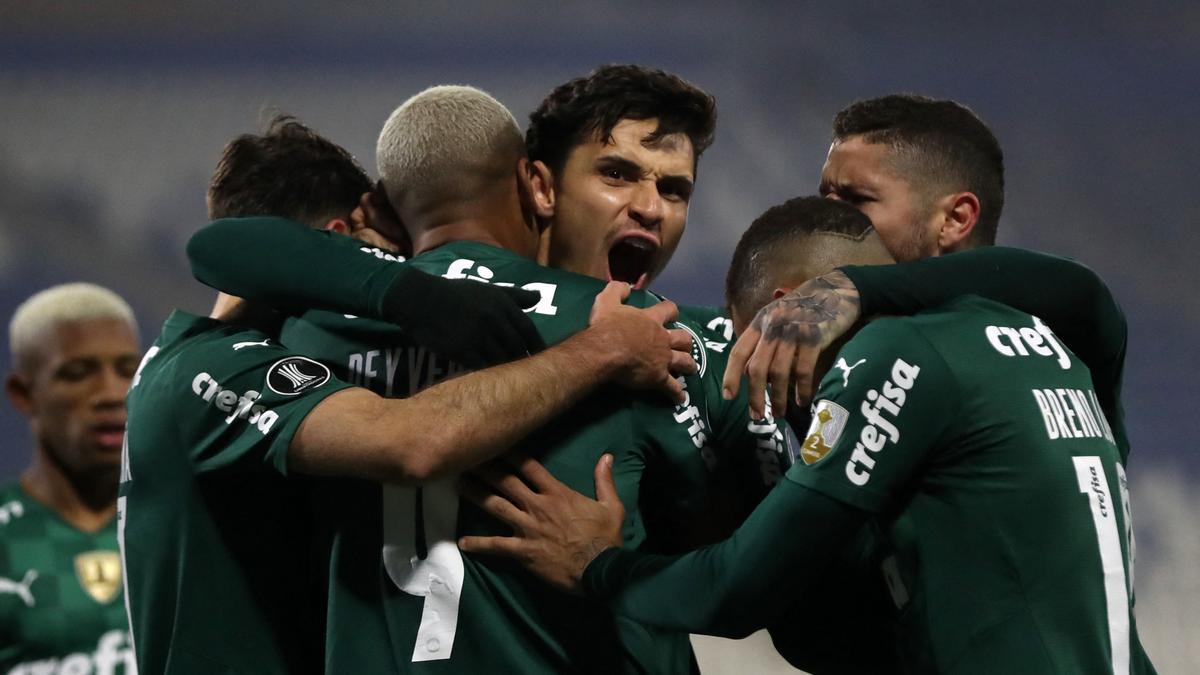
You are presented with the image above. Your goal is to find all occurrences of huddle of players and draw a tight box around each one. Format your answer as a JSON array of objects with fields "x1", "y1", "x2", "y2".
[{"x1": 109, "y1": 64, "x2": 1153, "y2": 674}]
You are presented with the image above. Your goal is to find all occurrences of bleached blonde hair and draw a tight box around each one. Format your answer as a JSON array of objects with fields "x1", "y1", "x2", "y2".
[
  {"x1": 376, "y1": 85, "x2": 524, "y2": 210},
  {"x1": 8, "y1": 283, "x2": 138, "y2": 373}
]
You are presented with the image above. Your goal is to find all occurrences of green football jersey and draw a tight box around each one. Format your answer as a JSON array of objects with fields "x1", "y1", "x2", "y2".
[
  {"x1": 0, "y1": 484, "x2": 134, "y2": 675},
  {"x1": 785, "y1": 296, "x2": 1153, "y2": 674},
  {"x1": 118, "y1": 311, "x2": 353, "y2": 674},
  {"x1": 277, "y1": 239, "x2": 788, "y2": 674}
]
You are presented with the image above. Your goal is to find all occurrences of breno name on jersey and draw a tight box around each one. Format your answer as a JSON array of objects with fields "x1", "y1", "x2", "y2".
[{"x1": 1031, "y1": 387, "x2": 1116, "y2": 443}]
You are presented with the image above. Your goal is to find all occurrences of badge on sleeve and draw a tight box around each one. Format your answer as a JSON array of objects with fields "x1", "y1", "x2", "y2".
[
  {"x1": 801, "y1": 400, "x2": 848, "y2": 465},
  {"x1": 266, "y1": 356, "x2": 332, "y2": 396},
  {"x1": 75, "y1": 551, "x2": 122, "y2": 604}
]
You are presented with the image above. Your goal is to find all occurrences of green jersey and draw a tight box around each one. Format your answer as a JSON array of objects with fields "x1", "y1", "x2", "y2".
[
  {"x1": 0, "y1": 484, "x2": 134, "y2": 675},
  {"x1": 587, "y1": 297, "x2": 1154, "y2": 675},
  {"x1": 119, "y1": 311, "x2": 353, "y2": 674},
  {"x1": 789, "y1": 296, "x2": 1151, "y2": 673},
  {"x1": 275, "y1": 239, "x2": 788, "y2": 674}
]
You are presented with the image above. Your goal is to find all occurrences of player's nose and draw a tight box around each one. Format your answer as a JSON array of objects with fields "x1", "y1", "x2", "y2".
[{"x1": 628, "y1": 181, "x2": 663, "y2": 229}]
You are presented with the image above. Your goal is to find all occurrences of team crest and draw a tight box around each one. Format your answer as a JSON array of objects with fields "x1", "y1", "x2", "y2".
[
  {"x1": 74, "y1": 551, "x2": 121, "y2": 604},
  {"x1": 670, "y1": 322, "x2": 707, "y2": 377},
  {"x1": 801, "y1": 400, "x2": 849, "y2": 465},
  {"x1": 266, "y1": 356, "x2": 331, "y2": 396}
]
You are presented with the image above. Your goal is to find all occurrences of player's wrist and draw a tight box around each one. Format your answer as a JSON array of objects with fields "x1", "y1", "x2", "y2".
[
  {"x1": 377, "y1": 266, "x2": 432, "y2": 328},
  {"x1": 579, "y1": 546, "x2": 624, "y2": 599}
]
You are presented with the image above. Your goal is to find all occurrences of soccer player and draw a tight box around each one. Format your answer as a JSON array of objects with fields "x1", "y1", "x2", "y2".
[
  {"x1": 2, "y1": 283, "x2": 139, "y2": 674},
  {"x1": 119, "y1": 117, "x2": 691, "y2": 674},
  {"x1": 185, "y1": 86, "x2": 785, "y2": 673},
  {"x1": 729, "y1": 95, "x2": 1126, "y2": 441},
  {"x1": 460, "y1": 196, "x2": 1157, "y2": 674}
]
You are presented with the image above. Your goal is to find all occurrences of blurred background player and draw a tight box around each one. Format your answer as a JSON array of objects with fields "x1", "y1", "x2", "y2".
[{"x1": 1, "y1": 283, "x2": 138, "y2": 674}]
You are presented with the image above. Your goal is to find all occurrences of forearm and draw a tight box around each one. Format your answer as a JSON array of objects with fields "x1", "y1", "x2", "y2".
[
  {"x1": 839, "y1": 247, "x2": 1126, "y2": 366},
  {"x1": 584, "y1": 480, "x2": 864, "y2": 637},
  {"x1": 188, "y1": 216, "x2": 405, "y2": 317},
  {"x1": 292, "y1": 326, "x2": 624, "y2": 484}
]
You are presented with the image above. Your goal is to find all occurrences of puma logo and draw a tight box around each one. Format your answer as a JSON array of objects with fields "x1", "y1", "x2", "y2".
[
  {"x1": 232, "y1": 339, "x2": 271, "y2": 351},
  {"x1": 0, "y1": 570, "x2": 38, "y2": 607},
  {"x1": 833, "y1": 358, "x2": 866, "y2": 387}
]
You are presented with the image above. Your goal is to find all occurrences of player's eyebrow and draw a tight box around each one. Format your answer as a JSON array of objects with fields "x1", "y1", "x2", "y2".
[
  {"x1": 595, "y1": 154, "x2": 642, "y2": 175},
  {"x1": 658, "y1": 175, "x2": 694, "y2": 201},
  {"x1": 820, "y1": 179, "x2": 875, "y2": 200},
  {"x1": 596, "y1": 154, "x2": 694, "y2": 195}
]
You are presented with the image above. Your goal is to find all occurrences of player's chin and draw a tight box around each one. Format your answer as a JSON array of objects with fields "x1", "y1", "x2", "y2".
[{"x1": 83, "y1": 438, "x2": 126, "y2": 466}]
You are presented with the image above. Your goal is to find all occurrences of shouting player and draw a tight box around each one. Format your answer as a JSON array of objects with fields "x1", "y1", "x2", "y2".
[
  {"x1": 461, "y1": 196, "x2": 1157, "y2": 675},
  {"x1": 119, "y1": 117, "x2": 691, "y2": 673},
  {"x1": 184, "y1": 85, "x2": 787, "y2": 672},
  {"x1": 2, "y1": 283, "x2": 139, "y2": 674}
]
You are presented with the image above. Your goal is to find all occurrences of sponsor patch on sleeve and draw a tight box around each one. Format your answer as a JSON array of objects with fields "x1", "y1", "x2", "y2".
[
  {"x1": 800, "y1": 399, "x2": 849, "y2": 465},
  {"x1": 266, "y1": 356, "x2": 332, "y2": 396}
]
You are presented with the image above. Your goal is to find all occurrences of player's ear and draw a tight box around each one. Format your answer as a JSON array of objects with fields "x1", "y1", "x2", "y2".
[
  {"x1": 772, "y1": 286, "x2": 795, "y2": 300},
  {"x1": 937, "y1": 191, "x2": 979, "y2": 252},
  {"x1": 5, "y1": 373, "x2": 33, "y2": 414},
  {"x1": 322, "y1": 218, "x2": 351, "y2": 236},
  {"x1": 526, "y1": 159, "x2": 556, "y2": 220}
]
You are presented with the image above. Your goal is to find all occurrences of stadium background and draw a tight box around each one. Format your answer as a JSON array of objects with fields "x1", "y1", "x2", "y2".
[{"x1": 0, "y1": 2, "x2": 1195, "y2": 671}]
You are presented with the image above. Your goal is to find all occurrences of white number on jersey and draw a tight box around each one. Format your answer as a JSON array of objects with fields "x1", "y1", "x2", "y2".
[
  {"x1": 382, "y1": 480, "x2": 464, "y2": 662},
  {"x1": 1072, "y1": 456, "x2": 1131, "y2": 675}
]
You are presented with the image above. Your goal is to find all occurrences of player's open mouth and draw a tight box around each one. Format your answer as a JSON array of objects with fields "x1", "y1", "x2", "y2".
[
  {"x1": 607, "y1": 232, "x2": 659, "y2": 289},
  {"x1": 91, "y1": 422, "x2": 126, "y2": 449}
]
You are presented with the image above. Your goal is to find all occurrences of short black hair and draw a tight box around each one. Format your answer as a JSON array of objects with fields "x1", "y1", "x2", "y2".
[
  {"x1": 833, "y1": 94, "x2": 1004, "y2": 246},
  {"x1": 526, "y1": 64, "x2": 717, "y2": 174},
  {"x1": 726, "y1": 197, "x2": 874, "y2": 322},
  {"x1": 207, "y1": 114, "x2": 371, "y2": 227}
]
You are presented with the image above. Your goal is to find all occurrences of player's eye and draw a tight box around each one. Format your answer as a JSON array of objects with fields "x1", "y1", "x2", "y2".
[
  {"x1": 658, "y1": 179, "x2": 693, "y2": 203},
  {"x1": 56, "y1": 360, "x2": 98, "y2": 382},
  {"x1": 115, "y1": 356, "x2": 141, "y2": 379}
]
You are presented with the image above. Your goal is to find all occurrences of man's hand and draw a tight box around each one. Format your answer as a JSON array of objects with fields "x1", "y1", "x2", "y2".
[
  {"x1": 349, "y1": 181, "x2": 411, "y2": 255},
  {"x1": 722, "y1": 271, "x2": 861, "y2": 417},
  {"x1": 381, "y1": 268, "x2": 546, "y2": 370},
  {"x1": 459, "y1": 455, "x2": 625, "y2": 595},
  {"x1": 587, "y1": 282, "x2": 698, "y2": 403}
]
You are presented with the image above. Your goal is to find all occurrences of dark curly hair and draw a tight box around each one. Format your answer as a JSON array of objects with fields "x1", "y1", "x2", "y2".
[
  {"x1": 207, "y1": 114, "x2": 371, "y2": 227},
  {"x1": 526, "y1": 64, "x2": 717, "y2": 174}
]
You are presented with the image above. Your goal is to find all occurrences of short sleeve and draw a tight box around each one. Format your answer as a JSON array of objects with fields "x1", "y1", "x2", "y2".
[
  {"x1": 785, "y1": 319, "x2": 958, "y2": 513},
  {"x1": 170, "y1": 340, "x2": 354, "y2": 476}
]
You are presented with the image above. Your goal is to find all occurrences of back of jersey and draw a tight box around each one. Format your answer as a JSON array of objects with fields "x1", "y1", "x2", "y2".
[
  {"x1": 121, "y1": 311, "x2": 351, "y2": 674},
  {"x1": 888, "y1": 297, "x2": 1152, "y2": 674},
  {"x1": 281, "y1": 241, "x2": 697, "y2": 674},
  {"x1": 789, "y1": 295, "x2": 1153, "y2": 674}
]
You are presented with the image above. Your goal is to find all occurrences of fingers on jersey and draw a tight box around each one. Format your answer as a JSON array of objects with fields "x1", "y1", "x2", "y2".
[
  {"x1": 722, "y1": 324, "x2": 760, "y2": 402},
  {"x1": 459, "y1": 473, "x2": 535, "y2": 532},
  {"x1": 458, "y1": 454, "x2": 624, "y2": 594},
  {"x1": 591, "y1": 280, "x2": 633, "y2": 314},
  {"x1": 586, "y1": 283, "x2": 696, "y2": 404},
  {"x1": 642, "y1": 297, "x2": 680, "y2": 326}
]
